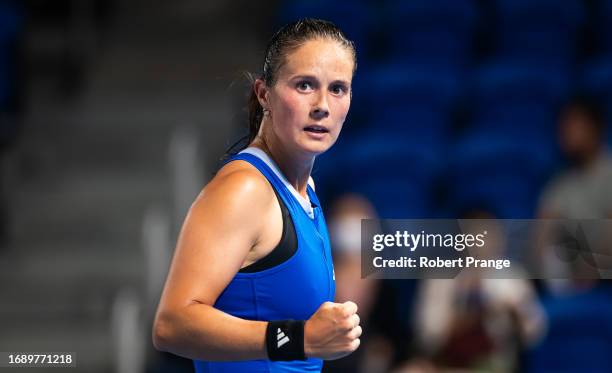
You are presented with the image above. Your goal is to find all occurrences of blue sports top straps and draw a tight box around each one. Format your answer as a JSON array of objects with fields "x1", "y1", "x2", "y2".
[{"x1": 193, "y1": 152, "x2": 336, "y2": 373}]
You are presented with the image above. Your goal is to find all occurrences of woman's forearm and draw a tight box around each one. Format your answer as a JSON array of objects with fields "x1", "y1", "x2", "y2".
[{"x1": 153, "y1": 302, "x2": 268, "y2": 361}]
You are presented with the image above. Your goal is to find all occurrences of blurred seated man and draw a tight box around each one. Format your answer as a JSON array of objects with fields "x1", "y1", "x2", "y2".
[
  {"x1": 539, "y1": 97, "x2": 612, "y2": 219},
  {"x1": 537, "y1": 97, "x2": 612, "y2": 292},
  {"x1": 528, "y1": 97, "x2": 612, "y2": 372}
]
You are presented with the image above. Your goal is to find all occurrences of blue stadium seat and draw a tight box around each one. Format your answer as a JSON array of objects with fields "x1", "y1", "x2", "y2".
[
  {"x1": 0, "y1": 0, "x2": 21, "y2": 45},
  {"x1": 447, "y1": 133, "x2": 554, "y2": 218},
  {"x1": 315, "y1": 132, "x2": 440, "y2": 218},
  {"x1": 354, "y1": 63, "x2": 461, "y2": 147},
  {"x1": 580, "y1": 56, "x2": 612, "y2": 145},
  {"x1": 596, "y1": 0, "x2": 612, "y2": 55},
  {"x1": 469, "y1": 60, "x2": 571, "y2": 143},
  {"x1": 383, "y1": 0, "x2": 479, "y2": 69},
  {"x1": 0, "y1": 0, "x2": 22, "y2": 109},
  {"x1": 527, "y1": 287, "x2": 612, "y2": 372},
  {"x1": 492, "y1": 0, "x2": 585, "y2": 62}
]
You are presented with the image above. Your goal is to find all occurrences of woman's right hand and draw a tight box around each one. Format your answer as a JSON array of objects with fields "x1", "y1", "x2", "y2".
[{"x1": 304, "y1": 301, "x2": 362, "y2": 360}]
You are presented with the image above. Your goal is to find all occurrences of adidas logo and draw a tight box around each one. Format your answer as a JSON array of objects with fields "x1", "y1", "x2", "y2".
[{"x1": 277, "y1": 328, "x2": 290, "y2": 348}]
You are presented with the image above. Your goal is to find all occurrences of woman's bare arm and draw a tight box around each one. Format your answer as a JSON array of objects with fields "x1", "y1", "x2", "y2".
[{"x1": 152, "y1": 165, "x2": 276, "y2": 361}]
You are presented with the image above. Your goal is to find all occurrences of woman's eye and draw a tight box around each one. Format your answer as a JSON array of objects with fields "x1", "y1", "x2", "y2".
[
  {"x1": 297, "y1": 81, "x2": 313, "y2": 91},
  {"x1": 331, "y1": 85, "x2": 347, "y2": 95}
]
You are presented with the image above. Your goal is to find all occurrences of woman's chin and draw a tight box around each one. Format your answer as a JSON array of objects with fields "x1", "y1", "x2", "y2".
[
  {"x1": 299, "y1": 131, "x2": 339, "y2": 153},
  {"x1": 300, "y1": 139, "x2": 334, "y2": 156}
]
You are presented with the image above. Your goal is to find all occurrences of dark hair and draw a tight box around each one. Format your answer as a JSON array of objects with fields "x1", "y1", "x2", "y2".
[{"x1": 224, "y1": 18, "x2": 357, "y2": 159}]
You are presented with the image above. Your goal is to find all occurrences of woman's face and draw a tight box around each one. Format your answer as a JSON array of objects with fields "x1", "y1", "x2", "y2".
[{"x1": 266, "y1": 38, "x2": 354, "y2": 156}]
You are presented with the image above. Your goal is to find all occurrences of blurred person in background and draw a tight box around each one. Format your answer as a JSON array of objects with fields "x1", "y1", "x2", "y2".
[
  {"x1": 539, "y1": 96, "x2": 612, "y2": 220},
  {"x1": 324, "y1": 193, "x2": 385, "y2": 373},
  {"x1": 529, "y1": 97, "x2": 612, "y2": 372},
  {"x1": 153, "y1": 19, "x2": 363, "y2": 373},
  {"x1": 408, "y1": 209, "x2": 545, "y2": 373},
  {"x1": 537, "y1": 96, "x2": 612, "y2": 291}
]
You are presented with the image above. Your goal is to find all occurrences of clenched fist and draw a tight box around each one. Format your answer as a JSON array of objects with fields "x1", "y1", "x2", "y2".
[{"x1": 304, "y1": 301, "x2": 362, "y2": 360}]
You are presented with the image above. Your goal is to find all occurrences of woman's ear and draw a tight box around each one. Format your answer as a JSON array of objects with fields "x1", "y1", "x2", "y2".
[{"x1": 254, "y1": 79, "x2": 270, "y2": 111}]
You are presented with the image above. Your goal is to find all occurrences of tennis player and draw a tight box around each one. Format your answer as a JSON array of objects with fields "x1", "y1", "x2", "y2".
[{"x1": 153, "y1": 18, "x2": 361, "y2": 372}]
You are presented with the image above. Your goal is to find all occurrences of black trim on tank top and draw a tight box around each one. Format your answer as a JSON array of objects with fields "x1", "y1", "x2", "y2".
[{"x1": 239, "y1": 187, "x2": 298, "y2": 273}]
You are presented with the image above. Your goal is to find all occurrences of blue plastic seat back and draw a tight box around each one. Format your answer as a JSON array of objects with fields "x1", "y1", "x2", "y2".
[
  {"x1": 527, "y1": 288, "x2": 612, "y2": 372},
  {"x1": 355, "y1": 63, "x2": 461, "y2": 145},
  {"x1": 580, "y1": 56, "x2": 612, "y2": 146},
  {"x1": 316, "y1": 132, "x2": 441, "y2": 218},
  {"x1": 469, "y1": 61, "x2": 571, "y2": 141},
  {"x1": 383, "y1": 0, "x2": 479, "y2": 67},
  {"x1": 493, "y1": 0, "x2": 585, "y2": 60},
  {"x1": 447, "y1": 133, "x2": 554, "y2": 218}
]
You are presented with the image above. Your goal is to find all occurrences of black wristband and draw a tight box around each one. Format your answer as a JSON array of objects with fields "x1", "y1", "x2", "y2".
[{"x1": 265, "y1": 320, "x2": 307, "y2": 361}]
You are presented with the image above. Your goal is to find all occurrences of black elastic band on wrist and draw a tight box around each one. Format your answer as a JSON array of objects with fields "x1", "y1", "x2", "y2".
[{"x1": 265, "y1": 320, "x2": 306, "y2": 361}]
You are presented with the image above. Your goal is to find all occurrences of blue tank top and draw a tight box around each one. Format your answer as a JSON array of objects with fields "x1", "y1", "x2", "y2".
[{"x1": 193, "y1": 152, "x2": 336, "y2": 373}]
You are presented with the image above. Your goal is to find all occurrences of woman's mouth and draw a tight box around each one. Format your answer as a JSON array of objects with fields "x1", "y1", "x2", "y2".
[{"x1": 304, "y1": 125, "x2": 329, "y2": 133}]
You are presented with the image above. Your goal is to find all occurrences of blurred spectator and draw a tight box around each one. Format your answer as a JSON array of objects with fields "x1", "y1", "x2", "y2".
[
  {"x1": 411, "y1": 209, "x2": 545, "y2": 373},
  {"x1": 529, "y1": 97, "x2": 612, "y2": 372},
  {"x1": 535, "y1": 97, "x2": 612, "y2": 291},
  {"x1": 538, "y1": 97, "x2": 612, "y2": 219}
]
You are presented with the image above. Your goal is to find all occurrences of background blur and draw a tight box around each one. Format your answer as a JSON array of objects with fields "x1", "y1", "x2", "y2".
[{"x1": 1, "y1": 0, "x2": 612, "y2": 372}]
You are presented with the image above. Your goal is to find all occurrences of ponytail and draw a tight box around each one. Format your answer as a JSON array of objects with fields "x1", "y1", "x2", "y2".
[
  {"x1": 247, "y1": 84, "x2": 264, "y2": 145},
  {"x1": 220, "y1": 73, "x2": 263, "y2": 162}
]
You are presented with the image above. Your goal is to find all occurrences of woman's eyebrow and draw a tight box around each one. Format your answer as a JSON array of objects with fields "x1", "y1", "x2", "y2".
[
  {"x1": 290, "y1": 74, "x2": 318, "y2": 81},
  {"x1": 290, "y1": 75, "x2": 350, "y2": 85},
  {"x1": 330, "y1": 79, "x2": 351, "y2": 86}
]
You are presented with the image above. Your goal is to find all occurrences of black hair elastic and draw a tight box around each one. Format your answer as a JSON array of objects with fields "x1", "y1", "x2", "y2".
[{"x1": 265, "y1": 320, "x2": 307, "y2": 361}]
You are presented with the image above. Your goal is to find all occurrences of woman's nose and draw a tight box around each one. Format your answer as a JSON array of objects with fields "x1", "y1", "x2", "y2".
[{"x1": 311, "y1": 94, "x2": 330, "y2": 120}]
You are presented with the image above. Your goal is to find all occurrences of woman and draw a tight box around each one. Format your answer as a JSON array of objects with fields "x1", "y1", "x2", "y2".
[{"x1": 153, "y1": 18, "x2": 361, "y2": 372}]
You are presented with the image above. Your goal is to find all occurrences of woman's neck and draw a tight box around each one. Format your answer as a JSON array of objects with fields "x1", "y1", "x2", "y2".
[{"x1": 250, "y1": 136, "x2": 314, "y2": 199}]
